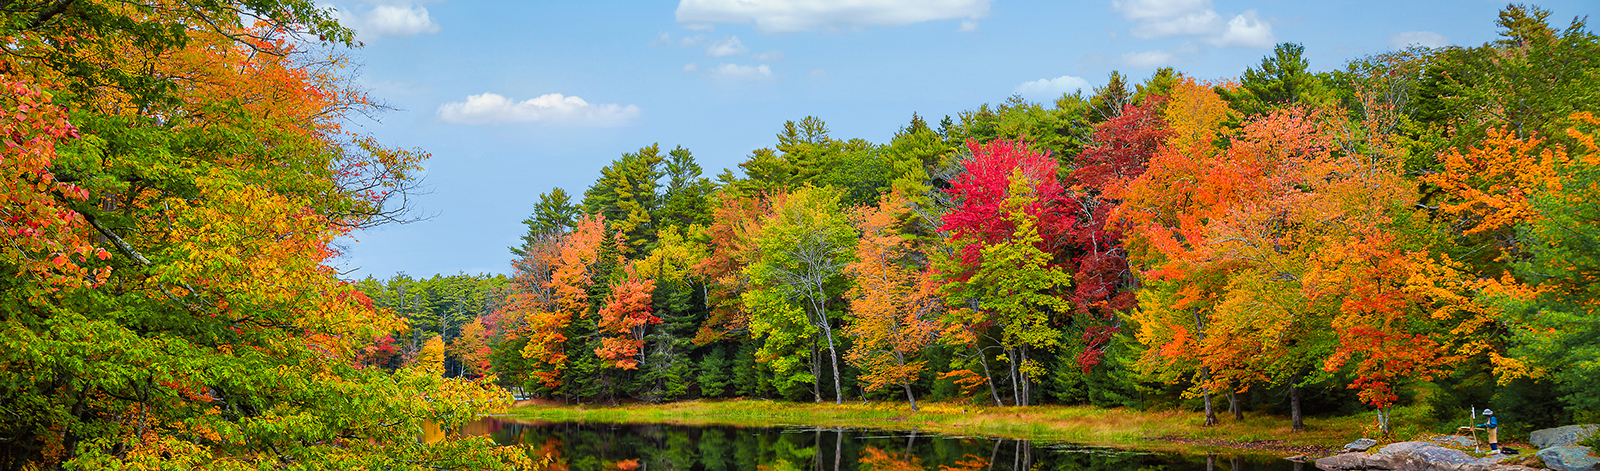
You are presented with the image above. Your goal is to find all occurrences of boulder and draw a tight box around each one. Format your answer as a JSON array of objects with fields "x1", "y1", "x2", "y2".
[
  {"x1": 1531, "y1": 425, "x2": 1600, "y2": 449},
  {"x1": 1431, "y1": 435, "x2": 1478, "y2": 448},
  {"x1": 1381, "y1": 442, "x2": 1476, "y2": 470},
  {"x1": 1345, "y1": 438, "x2": 1380, "y2": 452},
  {"x1": 1315, "y1": 451, "x2": 1392, "y2": 470},
  {"x1": 1535, "y1": 446, "x2": 1599, "y2": 471}
]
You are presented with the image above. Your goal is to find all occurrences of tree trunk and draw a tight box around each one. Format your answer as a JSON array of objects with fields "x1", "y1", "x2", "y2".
[
  {"x1": 1019, "y1": 346, "x2": 1030, "y2": 407},
  {"x1": 811, "y1": 291, "x2": 845, "y2": 405},
  {"x1": 1229, "y1": 388, "x2": 1241, "y2": 420},
  {"x1": 822, "y1": 326, "x2": 844, "y2": 404},
  {"x1": 1290, "y1": 372, "x2": 1304, "y2": 431},
  {"x1": 978, "y1": 351, "x2": 1003, "y2": 407},
  {"x1": 811, "y1": 339, "x2": 822, "y2": 403},
  {"x1": 1009, "y1": 347, "x2": 1021, "y2": 407},
  {"x1": 903, "y1": 382, "x2": 919, "y2": 412},
  {"x1": 1193, "y1": 308, "x2": 1217, "y2": 426}
]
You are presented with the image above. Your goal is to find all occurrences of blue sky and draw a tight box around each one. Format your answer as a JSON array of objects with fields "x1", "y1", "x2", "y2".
[{"x1": 328, "y1": 0, "x2": 1594, "y2": 280}]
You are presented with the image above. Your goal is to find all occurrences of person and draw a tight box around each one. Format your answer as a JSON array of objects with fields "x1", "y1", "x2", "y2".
[{"x1": 1478, "y1": 409, "x2": 1500, "y2": 453}]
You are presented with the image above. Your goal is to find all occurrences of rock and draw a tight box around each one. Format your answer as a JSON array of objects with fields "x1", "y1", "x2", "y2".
[
  {"x1": 1531, "y1": 425, "x2": 1600, "y2": 449},
  {"x1": 1345, "y1": 438, "x2": 1380, "y2": 452},
  {"x1": 1286, "y1": 455, "x2": 1307, "y2": 462},
  {"x1": 1536, "y1": 446, "x2": 1599, "y2": 471},
  {"x1": 1382, "y1": 441, "x2": 1476, "y2": 470},
  {"x1": 1431, "y1": 435, "x2": 1478, "y2": 448},
  {"x1": 1314, "y1": 440, "x2": 1549, "y2": 471},
  {"x1": 1315, "y1": 451, "x2": 1392, "y2": 470}
]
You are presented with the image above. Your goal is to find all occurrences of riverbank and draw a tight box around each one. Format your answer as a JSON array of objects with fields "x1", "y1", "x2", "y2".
[{"x1": 506, "y1": 400, "x2": 1364, "y2": 457}]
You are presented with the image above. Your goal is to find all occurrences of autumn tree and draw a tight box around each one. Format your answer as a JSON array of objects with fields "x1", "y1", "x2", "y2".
[
  {"x1": 0, "y1": 8, "x2": 516, "y2": 468},
  {"x1": 512, "y1": 214, "x2": 607, "y2": 392},
  {"x1": 844, "y1": 191, "x2": 940, "y2": 410},
  {"x1": 594, "y1": 273, "x2": 660, "y2": 370},
  {"x1": 938, "y1": 139, "x2": 1073, "y2": 406}
]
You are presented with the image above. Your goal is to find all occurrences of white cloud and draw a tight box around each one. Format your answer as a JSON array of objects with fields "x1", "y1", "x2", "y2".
[
  {"x1": 1014, "y1": 75, "x2": 1090, "y2": 101},
  {"x1": 708, "y1": 63, "x2": 774, "y2": 80},
  {"x1": 677, "y1": 0, "x2": 993, "y2": 33},
  {"x1": 1121, "y1": 50, "x2": 1174, "y2": 67},
  {"x1": 437, "y1": 93, "x2": 641, "y2": 127},
  {"x1": 1207, "y1": 10, "x2": 1274, "y2": 48},
  {"x1": 752, "y1": 50, "x2": 786, "y2": 61},
  {"x1": 683, "y1": 63, "x2": 700, "y2": 71},
  {"x1": 1390, "y1": 31, "x2": 1448, "y2": 49},
  {"x1": 706, "y1": 36, "x2": 749, "y2": 57},
  {"x1": 958, "y1": 20, "x2": 979, "y2": 32},
  {"x1": 336, "y1": 2, "x2": 440, "y2": 40},
  {"x1": 1111, "y1": 0, "x2": 1272, "y2": 48},
  {"x1": 1130, "y1": 10, "x2": 1221, "y2": 38}
]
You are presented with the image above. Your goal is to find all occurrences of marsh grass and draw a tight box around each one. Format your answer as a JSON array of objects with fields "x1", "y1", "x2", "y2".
[{"x1": 508, "y1": 400, "x2": 1369, "y2": 456}]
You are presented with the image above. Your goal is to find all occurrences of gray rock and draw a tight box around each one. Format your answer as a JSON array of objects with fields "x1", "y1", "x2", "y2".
[
  {"x1": 1531, "y1": 425, "x2": 1600, "y2": 449},
  {"x1": 1382, "y1": 442, "x2": 1475, "y2": 468},
  {"x1": 1315, "y1": 451, "x2": 1392, "y2": 470},
  {"x1": 1345, "y1": 438, "x2": 1380, "y2": 452},
  {"x1": 1432, "y1": 436, "x2": 1478, "y2": 448},
  {"x1": 1314, "y1": 440, "x2": 1546, "y2": 471},
  {"x1": 1536, "y1": 446, "x2": 1599, "y2": 471}
]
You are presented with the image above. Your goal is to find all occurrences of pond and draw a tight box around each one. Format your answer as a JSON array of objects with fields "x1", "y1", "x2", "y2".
[{"x1": 432, "y1": 417, "x2": 1310, "y2": 471}]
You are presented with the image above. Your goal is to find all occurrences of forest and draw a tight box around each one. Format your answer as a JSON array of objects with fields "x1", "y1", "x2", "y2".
[
  {"x1": 358, "y1": 5, "x2": 1600, "y2": 439},
  {"x1": 0, "y1": 0, "x2": 1596, "y2": 469}
]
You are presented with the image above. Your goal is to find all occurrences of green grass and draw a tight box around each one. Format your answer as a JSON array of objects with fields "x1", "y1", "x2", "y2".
[{"x1": 507, "y1": 400, "x2": 1372, "y2": 457}]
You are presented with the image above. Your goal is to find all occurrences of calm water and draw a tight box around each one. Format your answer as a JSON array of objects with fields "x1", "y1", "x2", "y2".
[{"x1": 437, "y1": 417, "x2": 1308, "y2": 471}]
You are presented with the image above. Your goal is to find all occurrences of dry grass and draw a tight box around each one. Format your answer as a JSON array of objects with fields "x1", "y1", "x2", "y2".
[{"x1": 507, "y1": 400, "x2": 1368, "y2": 456}]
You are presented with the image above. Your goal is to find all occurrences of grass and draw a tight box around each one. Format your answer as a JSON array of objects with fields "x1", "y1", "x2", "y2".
[{"x1": 506, "y1": 400, "x2": 1373, "y2": 457}]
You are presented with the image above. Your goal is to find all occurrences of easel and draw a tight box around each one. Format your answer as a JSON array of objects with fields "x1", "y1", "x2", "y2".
[{"x1": 1457, "y1": 407, "x2": 1481, "y2": 453}]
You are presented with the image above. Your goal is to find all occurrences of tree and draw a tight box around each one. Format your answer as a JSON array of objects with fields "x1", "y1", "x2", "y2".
[
  {"x1": 450, "y1": 318, "x2": 494, "y2": 377},
  {"x1": 594, "y1": 273, "x2": 660, "y2": 370},
  {"x1": 1501, "y1": 113, "x2": 1600, "y2": 414},
  {"x1": 515, "y1": 214, "x2": 607, "y2": 392},
  {"x1": 844, "y1": 191, "x2": 940, "y2": 410},
  {"x1": 583, "y1": 145, "x2": 664, "y2": 254},
  {"x1": 1217, "y1": 43, "x2": 1331, "y2": 118},
  {"x1": 937, "y1": 139, "x2": 1073, "y2": 406},
  {"x1": 1064, "y1": 92, "x2": 1170, "y2": 373},
  {"x1": 0, "y1": 13, "x2": 514, "y2": 468},
  {"x1": 744, "y1": 186, "x2": 858, "y2": 404},
  {"x1": 658, "y1": 147, "x2": 716, "y2": 230},
  {"x1": 513, "y1": 188, "x2": 580, "y2": 257}
]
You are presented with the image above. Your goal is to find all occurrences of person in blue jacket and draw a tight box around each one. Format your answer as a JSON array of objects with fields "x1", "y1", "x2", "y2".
[{"x1": 1478, "y1": 409, "x2": 1499, "y2": 452}]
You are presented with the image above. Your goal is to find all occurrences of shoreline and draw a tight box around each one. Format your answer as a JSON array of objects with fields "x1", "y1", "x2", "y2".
[{"x1": 505, "y1": 399, "x2": 1362, "y2": 458}]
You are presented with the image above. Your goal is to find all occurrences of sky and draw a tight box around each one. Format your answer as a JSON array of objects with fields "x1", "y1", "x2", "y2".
[{"x1": 327, "y1": 0, "x2": 1595, "y2": 280}]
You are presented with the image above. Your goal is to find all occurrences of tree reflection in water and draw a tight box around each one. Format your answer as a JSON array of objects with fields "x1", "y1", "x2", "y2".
[{"x1": 445, "y1": 417, "x2": 1297, "y2": 471}]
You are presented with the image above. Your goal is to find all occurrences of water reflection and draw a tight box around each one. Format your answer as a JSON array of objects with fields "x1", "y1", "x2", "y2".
[{"x1": 441, "y1": 417, "x2": 1299, "y2": 471}]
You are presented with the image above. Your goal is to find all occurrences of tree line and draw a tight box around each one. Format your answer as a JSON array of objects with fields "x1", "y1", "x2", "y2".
[{"x1": 364, "y1": 5, "x2": 1599, "y2": 437}]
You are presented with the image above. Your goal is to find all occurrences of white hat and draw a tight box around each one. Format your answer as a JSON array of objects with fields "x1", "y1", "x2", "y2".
[{"x1": 1483, "y1": 409, "x2": 1494, "y2": 415}]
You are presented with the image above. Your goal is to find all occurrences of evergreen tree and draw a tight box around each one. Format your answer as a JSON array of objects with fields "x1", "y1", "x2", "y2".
[
  {"x1": 1216, "y1": 43, "x2": 1331, "y2": 117},
  {"x1": 583, "y1": 144, "x2": 666, "y2": 254},
  {"x1": 512, "y1": 188, "x2": 580, "y2": 257}
]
